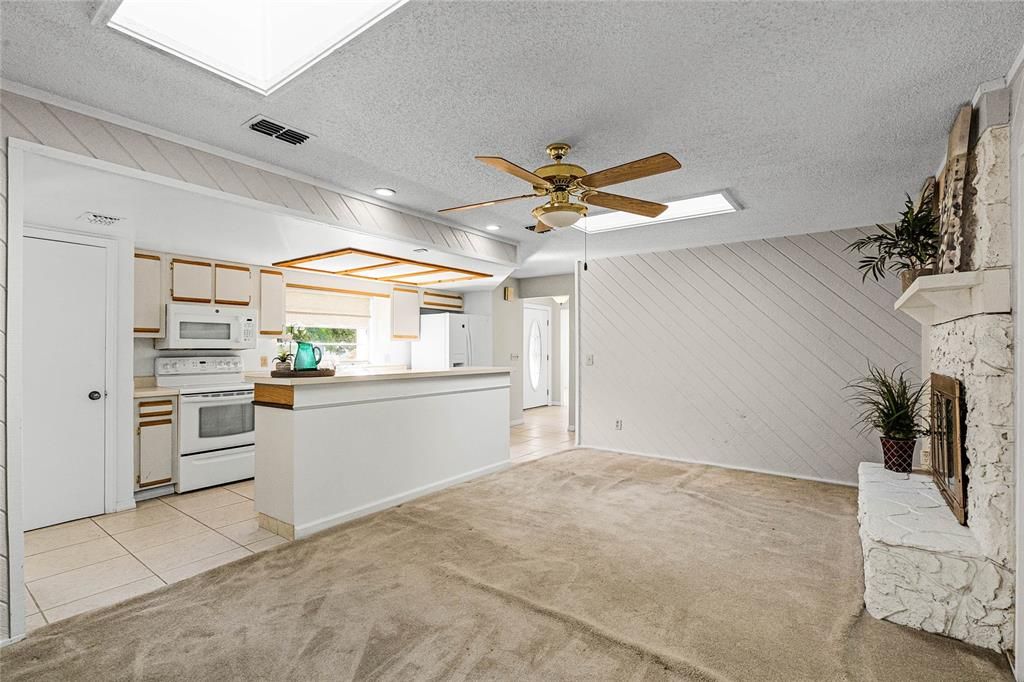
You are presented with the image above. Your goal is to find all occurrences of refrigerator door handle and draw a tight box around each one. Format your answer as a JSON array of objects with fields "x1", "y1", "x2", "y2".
[{"x1": 466, "y1": 323, "x2": 473, "y2": 366}]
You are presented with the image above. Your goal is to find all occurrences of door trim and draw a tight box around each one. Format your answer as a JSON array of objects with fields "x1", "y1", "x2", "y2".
[
  {"x1": 523, "y1": 302, "x2": 552, "y2": 409},
  {"x1": 24, "y1": 227, "x2": 120, "y2": 519}
]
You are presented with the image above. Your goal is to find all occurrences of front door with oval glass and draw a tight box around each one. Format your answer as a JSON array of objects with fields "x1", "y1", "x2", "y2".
[{"x1": 523, "y1": 304, "x2": 551, "y2": 409}]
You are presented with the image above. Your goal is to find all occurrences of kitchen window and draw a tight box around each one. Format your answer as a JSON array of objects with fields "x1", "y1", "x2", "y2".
[{"x1": 284, "y1": 287, "x2": 371, "y2": 364}]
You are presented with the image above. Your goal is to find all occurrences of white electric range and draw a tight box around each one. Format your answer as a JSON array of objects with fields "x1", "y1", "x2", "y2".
[{"x1": 155, "y1": 356, "x2": 254, "y2": 492}]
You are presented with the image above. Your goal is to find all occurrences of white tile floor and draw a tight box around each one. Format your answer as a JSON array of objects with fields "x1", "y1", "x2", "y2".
[{"x1": 23, "y1": 406, "x2": 572, "y2": 633}]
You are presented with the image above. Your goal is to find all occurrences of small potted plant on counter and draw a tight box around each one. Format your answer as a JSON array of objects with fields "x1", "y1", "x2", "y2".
[
  {"x1": 846, "y1": 365, "x2": 929, "y2": 473},
  {"x1": 846, "y1": 192, "x2": 939, "y2": 291},
  {"x1": 274, "y1": 349, "x2": 294, "y2": 372}
]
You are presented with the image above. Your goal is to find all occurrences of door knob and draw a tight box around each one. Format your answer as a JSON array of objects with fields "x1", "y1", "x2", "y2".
[{"x1": 88, "y1": 391, "x2": 102, "y2": 401}]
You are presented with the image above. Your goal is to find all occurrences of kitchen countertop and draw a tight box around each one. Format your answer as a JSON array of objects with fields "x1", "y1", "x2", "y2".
[
  {"x1": 246, "y1": 367, "x2": 511, "y2": 386},
  {"x1": 134, "y1": 386, "x2": 180, "y2": 399}
]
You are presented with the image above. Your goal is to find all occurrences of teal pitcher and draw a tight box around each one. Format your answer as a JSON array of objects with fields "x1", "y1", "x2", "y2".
[{"x1": 293, "y1": 342, "x2": 322, "y2": 370}]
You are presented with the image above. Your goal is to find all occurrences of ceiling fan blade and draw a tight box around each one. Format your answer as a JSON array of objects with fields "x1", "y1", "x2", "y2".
[
  {"x1": 533, "y1": 221, "x2": 553, "y2": 234},
  {"x1": 438, "y1": 194, "x2": 537, "y2": 213},
  {"x1": 582, "y1": 191, "x2": 668, "y2": 218},
  {"x1": 578, "y1": 152, "x2": 681, "y2": 189},
  {"x1": 476, "y1": 156, "x2": 553, "y2": 189}
]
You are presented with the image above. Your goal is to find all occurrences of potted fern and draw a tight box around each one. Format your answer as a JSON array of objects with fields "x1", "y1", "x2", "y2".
[
  {"x1": 846, "y1": 365, "x2": 929, "y2": 473},
  {"x1": 846, "y1": 193, "x2": 939, "y2": 291}
]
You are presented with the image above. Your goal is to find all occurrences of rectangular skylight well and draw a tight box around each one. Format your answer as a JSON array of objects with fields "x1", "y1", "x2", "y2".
[
  {"x1": 575, "y1": 191, "x2": 739, "y2": 233},
  {"x1": 108, "y1": 0, "x2": 409, "y2": 95}
]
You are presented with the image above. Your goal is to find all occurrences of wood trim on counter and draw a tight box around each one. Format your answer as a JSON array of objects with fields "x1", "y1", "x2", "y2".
[
  {"x1": 139, "y1": 418, "x2": 173, "y2": 427},
  {"x1": 134, "y1": 327, "x2": 161, "y2": 333},
  {"x1": 254, "y1": 384, "x2": 294, "y2": 409}
]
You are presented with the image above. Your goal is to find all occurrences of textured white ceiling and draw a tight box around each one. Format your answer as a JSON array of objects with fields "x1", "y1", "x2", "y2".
[{"x1": 2, "y1": 1, "x2": 1023, "y2": 276}]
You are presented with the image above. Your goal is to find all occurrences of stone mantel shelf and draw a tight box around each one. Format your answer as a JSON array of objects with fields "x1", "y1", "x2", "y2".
[{"x1": 893, "y1": 268, "x2": 1010, "y2": 326}]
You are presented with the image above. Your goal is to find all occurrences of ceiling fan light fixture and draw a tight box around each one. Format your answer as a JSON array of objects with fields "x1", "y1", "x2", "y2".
[{"x1": 532, "y1": 201, "x2": 587, "y2": 229}]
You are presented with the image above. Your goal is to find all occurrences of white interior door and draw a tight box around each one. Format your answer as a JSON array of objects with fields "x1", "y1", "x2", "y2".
[
  {"x1": 24, "y1": 234, "x2": 109, "y2": 530},
  {"x1": 523, "y1": 304, "x2": 551, "y2": 409}
]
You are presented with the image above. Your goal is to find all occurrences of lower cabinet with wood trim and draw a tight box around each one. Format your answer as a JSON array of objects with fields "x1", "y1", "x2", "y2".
[{"x1": 135, "y1": 397, "x2": 177, "y2": 490}]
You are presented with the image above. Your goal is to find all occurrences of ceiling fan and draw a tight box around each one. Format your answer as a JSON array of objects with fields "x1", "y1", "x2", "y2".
[{"x1": 438, "y1": 143, "x2": 682, "y2": 233}]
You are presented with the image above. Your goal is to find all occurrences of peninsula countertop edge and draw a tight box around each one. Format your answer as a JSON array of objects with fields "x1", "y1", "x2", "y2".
[{"x1": 246, "y1": 367, "x2": 512, "y2": 386}]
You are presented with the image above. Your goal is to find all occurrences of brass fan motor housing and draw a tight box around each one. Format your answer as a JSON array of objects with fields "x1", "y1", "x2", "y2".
[{"x1": 531, "y1": 163, "x2": 588, "y2": 192}]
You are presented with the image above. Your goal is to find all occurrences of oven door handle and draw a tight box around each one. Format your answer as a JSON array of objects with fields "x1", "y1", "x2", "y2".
[{"x1": 180, "y1": 392, "x2": 254, "y2": 404}]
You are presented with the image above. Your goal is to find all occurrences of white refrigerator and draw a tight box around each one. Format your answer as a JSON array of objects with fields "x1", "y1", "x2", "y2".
[{"x1": 411, "y1": 313, "x2": 493, "y2": 370}]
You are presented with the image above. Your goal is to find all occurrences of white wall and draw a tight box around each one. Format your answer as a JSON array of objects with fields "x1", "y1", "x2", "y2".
[
  {"x1": 465, "y1": 277, "x2": 523, "y2": 424},
  {"x1": 578, "y1": 228, "x2": 921, "y2": 485}
]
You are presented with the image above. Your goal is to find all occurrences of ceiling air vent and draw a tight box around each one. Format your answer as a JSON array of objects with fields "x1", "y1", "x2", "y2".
[
  {"x1": 243, "y1": 115, "x2": 312, "y2": 146},
  {"x1": 78, "y1": 211, "x2": 124, "y2": 226}
]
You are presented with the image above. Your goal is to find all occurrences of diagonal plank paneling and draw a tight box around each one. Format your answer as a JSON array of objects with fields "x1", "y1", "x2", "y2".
[
  {"x1": 579, "y1": 228, "x2": 921, "y2": 484},
  {"x1": 0, "y1": 90, "x2": 516, "y2": 264}
]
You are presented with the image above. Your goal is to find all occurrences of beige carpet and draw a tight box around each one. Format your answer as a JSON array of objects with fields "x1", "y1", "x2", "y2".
[{"x1": 2, "y1": 449, "x2": 1010, "y2": 680}]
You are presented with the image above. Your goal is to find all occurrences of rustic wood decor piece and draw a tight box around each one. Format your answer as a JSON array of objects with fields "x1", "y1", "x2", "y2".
[
  {"x1": 935, "y1": 105, "x2": 972, "y2": 274},
  {"x1": 273, "y1": 247, "x2": 490, "y2": 286},
  {"x1": 269, "y1": 368, "x2": 336, "y2": 378},
  {"x1": 930, "y1": 373, "x2": 967, "y2": 525}
]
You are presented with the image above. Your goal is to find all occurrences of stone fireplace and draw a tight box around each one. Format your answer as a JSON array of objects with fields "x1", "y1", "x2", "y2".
[{"x1": 857, "y1": 89, "x2": 1014, "y2": 652}]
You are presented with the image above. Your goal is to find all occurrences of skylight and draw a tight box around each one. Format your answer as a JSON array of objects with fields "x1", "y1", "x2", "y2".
[
  {"x1": 575, "y1": 191, "x2": 739, "y2": 234},
  {"x1": 108, "y1": 0, "x2": 408, "y2": 95}
]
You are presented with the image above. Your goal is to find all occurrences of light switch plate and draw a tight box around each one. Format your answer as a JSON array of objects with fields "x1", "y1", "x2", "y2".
[{"x1": 585, "y1": 354, "x2": 594, "y2": 366}]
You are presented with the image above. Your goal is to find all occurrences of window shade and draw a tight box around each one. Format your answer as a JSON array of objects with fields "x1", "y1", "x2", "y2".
[{"x1": 285, "y1": 288, "x2": 371, "y2": 329}]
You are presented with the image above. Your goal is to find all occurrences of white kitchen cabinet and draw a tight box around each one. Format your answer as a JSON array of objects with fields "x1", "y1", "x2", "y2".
[
  {"x1": 391, "y1": 286, "x2": 421, "y2": 340},
  {"x1": 259, "y1": 269, "x2": 285, "y2": 335},
  {"x1": 135, "y1": 398, "x2": 176, "y2": 490},
  {"x1": 214, "y1": 263, "x2": 253, "y2": 306},
  {"x1": 134, "y1": 252, "x2": 164, "y2": 336},
  {"x1": 171, "y1": 258, "x2": 213, "y2": 303}
]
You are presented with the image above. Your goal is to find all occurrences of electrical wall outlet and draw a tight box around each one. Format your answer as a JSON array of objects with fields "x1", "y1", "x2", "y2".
[
  {"x1": 615, "y1": 418, "x2": 623, "y2": 431},
  {"x1": 259, "y1": 356, "x2": 268, "y2": 368},
  {"x1": 510, "y1": 352, "x2": 520, "y2": 361}
]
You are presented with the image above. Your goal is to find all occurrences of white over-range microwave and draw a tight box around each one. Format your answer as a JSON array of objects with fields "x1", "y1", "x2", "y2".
[{"x1": 155, "y1": 303, "x2": 258, "y2": 350}]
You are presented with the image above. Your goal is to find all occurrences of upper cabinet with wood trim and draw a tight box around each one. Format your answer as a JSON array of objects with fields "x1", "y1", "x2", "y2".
[
  {"x1": 422, "y1": 290, "x2": 464, "y2": 312},
  {"x1": 391, "y1": 287, "x2": 421, "y2": 340},
  {"x1": 171, "y1": 258, "x2": 213, "y2": 303},
  {"x1": 134, "y1": 252, "x2": 164, "y2": 337},
  {"x1": 259, "y1": 269, "x2": 285, "y2": 335},
  {"x1": 214, "y1": 264, "x2": 253, "y2": 306}
]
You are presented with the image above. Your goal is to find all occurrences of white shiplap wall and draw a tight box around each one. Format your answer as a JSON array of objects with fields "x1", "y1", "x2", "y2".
[
  {"x1": 579, "y1": 228, "x2": 921, "y2": 484},
  {"x1": 0, "y1": 90, "x2": 516, "y2": 264}
]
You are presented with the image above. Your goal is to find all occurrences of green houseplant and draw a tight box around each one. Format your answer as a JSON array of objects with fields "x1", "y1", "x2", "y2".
[
  {"x1": 846, "y1": 365, "x2": 929, "y2": 473},
  {"x1": 273, "y1": 349, "x2": 294, "y2": 372},
  {"x1": 846, "y1": 193, "x2": 939, "y2": 291}
]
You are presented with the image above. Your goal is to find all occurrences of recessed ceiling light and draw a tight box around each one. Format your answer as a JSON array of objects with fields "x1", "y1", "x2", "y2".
[
  {"x1": 575, "y1": 191, "x2": 739, "y2": 234},
  {"x1": 374, "y1": 187, "x2": 397, "y2": 197},
  {"x1": 485, "y1": 224, "x2": 501, "y2": 231},
  {"x1": 413, "y1": 248, "x2": 429, "y2": 253},
  {"x1": 107, "y1": 0, "x2": 409, "y2": 95}
]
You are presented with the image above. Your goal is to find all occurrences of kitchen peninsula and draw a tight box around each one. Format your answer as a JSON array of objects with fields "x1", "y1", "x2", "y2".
[{"x1": 248, "y1": 367, "x2": 511, "y2": 539}]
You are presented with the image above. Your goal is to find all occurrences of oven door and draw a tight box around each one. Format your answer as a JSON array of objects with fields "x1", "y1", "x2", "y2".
[{"x1": 178, "y1": 389, "x2": 255, "y2": 455}]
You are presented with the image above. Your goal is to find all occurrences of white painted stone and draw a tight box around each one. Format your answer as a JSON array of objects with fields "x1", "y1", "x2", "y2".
[
  {"x1": 858, "y1": 463, "x2": 1014, "y2": 651},
  {"x1": 966, "y1": 126, "x2": 1011, "y2": 270},
  {"x1": 930, "y1": 314, "x2": 1014, "y2": 567}
]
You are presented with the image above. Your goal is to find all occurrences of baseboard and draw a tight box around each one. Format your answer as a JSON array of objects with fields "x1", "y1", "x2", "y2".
[
  {"x1": 133, "y1": 484, "x2": 175, "y2": 502},
  {"x1": 581, "y1": 443, "x2": 856, "y2": 488},
  {"x1": 295, "y1": 460, "x2": 512, "y2": 538},
  {"x1": 1, "y1": 634, "x2": 27, "y2": 648},
  {"x1": 510, "y1": 418, "x2": 525, "y2": 427}
]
